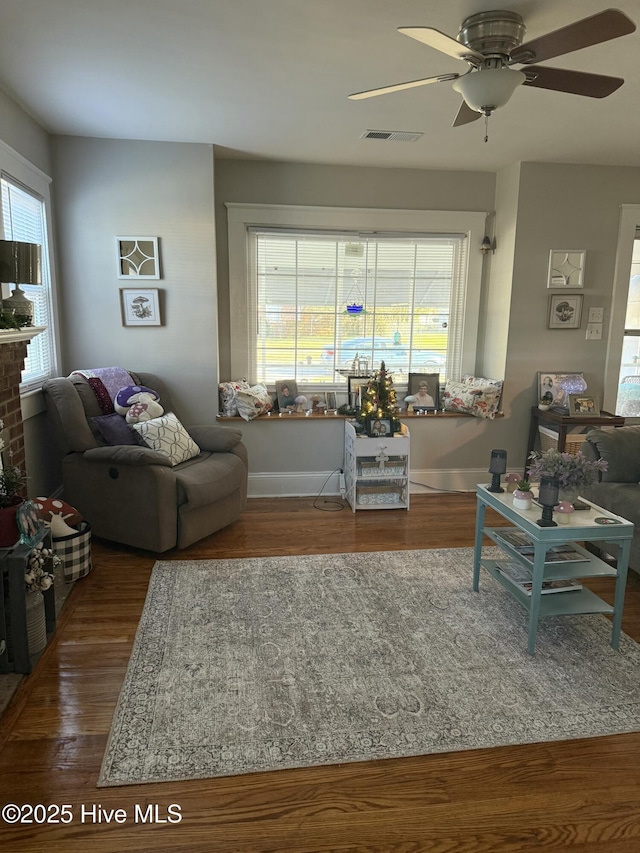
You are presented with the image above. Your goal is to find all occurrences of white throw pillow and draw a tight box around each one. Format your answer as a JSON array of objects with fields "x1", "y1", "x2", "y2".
[
  {"x1": 132, "y1": 412, "x2": 200, "y2": 466},
  {"x1": 235, "y1": 384, "x2": 273, "y2": 421}
]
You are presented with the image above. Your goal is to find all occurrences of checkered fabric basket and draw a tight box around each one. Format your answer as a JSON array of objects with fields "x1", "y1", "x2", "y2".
[{"x1": 53, "y1": 521, "x2": 92, "y2": 582}]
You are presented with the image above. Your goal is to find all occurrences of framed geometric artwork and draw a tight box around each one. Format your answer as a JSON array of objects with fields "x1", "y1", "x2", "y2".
[
  {"x1": 548, "y1": 294, "x2": 583, "y2": 329},
  {"x1": 547, "y1": 250, "x2": 585, "y2": 288},
  {"x1": 120, "y1": 288, "x2": 162, "y2": 326},
  {"x1": 116, "y1": 236, "x2": 160, "y2": 279}
]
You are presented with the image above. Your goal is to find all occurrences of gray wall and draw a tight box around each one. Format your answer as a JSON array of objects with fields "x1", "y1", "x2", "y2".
[
  {"x1": 214, "y1": 157, "x2": 640, "y2": 490},
  {"x1": 0, "y1": 88, "x2": 56, "y2": 496},
  {"x1": 51, "y1": 137, "x2": 218, "y2": 423},
  {"x1": 4, "y1": 79, "x2": 640, "y2": 498}
]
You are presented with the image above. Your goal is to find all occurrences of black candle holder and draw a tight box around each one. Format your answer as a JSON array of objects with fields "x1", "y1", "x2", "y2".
[
  {"x1": 536, "y1": 475, "x2": 559, "y2": 527},
  {"x1": 487, "y1": 449, "x2": 507, "y2": 493}
]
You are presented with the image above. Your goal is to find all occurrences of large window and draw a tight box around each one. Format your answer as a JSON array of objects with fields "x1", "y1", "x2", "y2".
[
  {"x1": 251, "y1": 230, "x2": 468, "y2": 385},
  {"x1": 228, "y1": 204, "x2": 486, "y2": 389},
  {"x1": 615, "y1": 236, "x2": 640, "y2": 416},
  {"x1": 0, "y1": 143, "x2": 57, "y2": 392}
]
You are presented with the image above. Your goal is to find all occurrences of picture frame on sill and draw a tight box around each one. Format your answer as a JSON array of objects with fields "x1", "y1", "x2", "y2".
[
  {"x1": 547, "y1": 250, "x2": 585, "y2": 288},
  {"x1": 366, "y1": 417, "x2": 394, "y2": 438},
  {"x1": 324, "y1": 391, "x2": 337, "y2": 411},
  {"x1": 116, "y1": 236, "x2": 160, "y2": 280},
  {"x1": 275, "y1": 379, "x2": 298, "y2": 413},
  {"x1": 408, "y1": 372, "x2": 440, "y2": 411},
  {"x1": 548, "y1": 294, "x2": 583, "y2": 329},
  {"x1": 17, "y1": 500, "x2": 45, "y2": 547},
  {"x1": 569, "y1": 394, "x2": 600, "y2": 416},
  {"x1": 538, "y1": 372, "x2": 585, "y2": 408},
  {"x1": 120, "y1": 288, "x2": 162, "y2": 326}
]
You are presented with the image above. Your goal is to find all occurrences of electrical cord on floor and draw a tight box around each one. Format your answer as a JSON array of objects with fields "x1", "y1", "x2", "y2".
[
  {"x1": 313, "y1": 468, "x2": 346, "y2": 512},
  {"x1": 409, "y1": 479, "x2": 473, "y2": 495}
]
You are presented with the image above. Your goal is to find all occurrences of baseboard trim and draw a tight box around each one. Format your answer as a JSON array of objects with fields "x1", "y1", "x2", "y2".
[{"x1": 247, "y1": 468, "x2": 485, "y2": 498}]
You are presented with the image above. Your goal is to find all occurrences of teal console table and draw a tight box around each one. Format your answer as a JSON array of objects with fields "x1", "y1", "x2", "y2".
[{"x1": 473, "y1": 484, "x2": 633, "y2": 654}]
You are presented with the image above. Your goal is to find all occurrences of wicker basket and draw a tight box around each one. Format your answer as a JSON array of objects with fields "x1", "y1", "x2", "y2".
[
  {"x1": 357, "y1": 483, "x2": 403, "y2": 505},
  {"x1": 358, "y1": 458, "x2": 406, "y2": 478},
  {"x1": 539, "y1": 425, "x2": 587, "y2": 455}
]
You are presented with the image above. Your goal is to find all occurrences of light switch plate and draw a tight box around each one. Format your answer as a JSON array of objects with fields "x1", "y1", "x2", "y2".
[
  {"x1": 588, "y1": 307, "x2": 604, "y2": 323},
  {"x1": 586, "y1": 323, "x2": 603, "y2": 340}
]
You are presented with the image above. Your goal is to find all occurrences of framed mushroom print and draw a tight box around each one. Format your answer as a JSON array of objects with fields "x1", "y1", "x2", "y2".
[
  {"x1": 120, "y1": 288, "x2": 162, "y2": 326},
  {"x1": 548, "y1": 294, "x2": 583, "y2": 329}
]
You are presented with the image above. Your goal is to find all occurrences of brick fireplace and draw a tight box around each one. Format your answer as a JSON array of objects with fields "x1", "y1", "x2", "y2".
[{"x1": 0, "y1": 328, "x2": 44, "y2": 483}]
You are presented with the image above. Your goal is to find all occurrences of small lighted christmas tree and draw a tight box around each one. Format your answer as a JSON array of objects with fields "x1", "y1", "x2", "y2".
[{"x1": 357, "y1": 361, "x2": 400, "y2": 430}]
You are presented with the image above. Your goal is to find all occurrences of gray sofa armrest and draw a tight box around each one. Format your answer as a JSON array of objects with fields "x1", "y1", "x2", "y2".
[
  {"x1": 187, "y1": 425, "x2": 243, "y2": 453},
  {"x1": 83, "y1": 445, "x2": 173, "y2": 466}
]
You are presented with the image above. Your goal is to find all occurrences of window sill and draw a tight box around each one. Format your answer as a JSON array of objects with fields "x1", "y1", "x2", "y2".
[{"x1": 216, "y1": 410, "x2": 500, "y2": 422}]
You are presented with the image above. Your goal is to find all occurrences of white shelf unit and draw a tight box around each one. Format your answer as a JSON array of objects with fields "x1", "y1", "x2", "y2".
[{"x1": 343, "y1": 420, "x2": 410, "y2": 512}]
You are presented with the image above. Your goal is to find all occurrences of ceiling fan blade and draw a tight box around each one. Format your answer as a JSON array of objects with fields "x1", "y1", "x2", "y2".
[
  {"x1": 398, "y1": 27, "x2": 484, "y2": 65},
  {"x1": 523, "y1": 65, "x2": 624, "y2": 98},
  {"x1": 452, "y1": 99, "x2": 481, "y2": 127},
  {"x1": 511, "y1": 8, "x2": 636, "y2": 65},
  {"x1": 348, "y1": 73, "x2": 459, "y2": 100}
]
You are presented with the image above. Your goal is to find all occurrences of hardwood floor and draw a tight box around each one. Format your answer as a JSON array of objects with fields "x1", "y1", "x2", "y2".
[{"x1": 1, "y1": 493, "x2": 640, "y2": 852}]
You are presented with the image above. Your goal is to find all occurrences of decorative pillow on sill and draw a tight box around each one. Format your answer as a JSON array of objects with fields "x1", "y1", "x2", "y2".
[
  {"x1": 132, "y1": 412, "x2": 201, "y2": 466},
  {"x1": 219, "y1": 379, "x2": 251, "y2": 417},
  {"x1": 443, "y1": 379, "x2": 502, "y2": 419},
  {"x1": 462, "y1": 373, "x2": 504, "y2": 391},
  {"x1": 236, "y1": 383, "x2": 273, "y2": 421}
]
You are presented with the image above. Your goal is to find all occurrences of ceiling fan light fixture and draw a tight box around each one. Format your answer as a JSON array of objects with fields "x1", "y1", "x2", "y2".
[{"x1": 452, "y1": 67, "x2": 525, "y2": 114}]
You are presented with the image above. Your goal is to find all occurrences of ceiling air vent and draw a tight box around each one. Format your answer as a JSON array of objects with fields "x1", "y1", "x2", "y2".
[{"x1": 360, "y1": 129, "x2": 423, "y2": 142}]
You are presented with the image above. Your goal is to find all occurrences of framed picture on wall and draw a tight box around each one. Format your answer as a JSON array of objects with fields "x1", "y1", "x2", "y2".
[
  {"x1": 548, "y1": 294, "x2": 583, "y2": 329},
  {"x1": 120, "y1": 288, "x2": 162, "y2": 326},
  {"x1": 547, "y1": 250, "x2": 585, "y2": 288},
  {"x1": 116, "y1": 236, "x2": 161, "y2": 279}
]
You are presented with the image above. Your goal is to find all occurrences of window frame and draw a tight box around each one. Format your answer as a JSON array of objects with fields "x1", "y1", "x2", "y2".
[
  {"x1": 607, "y1": 204, "x2": 640, "y2": 417},
  {"x1": 226, "y1": 203, "x2": 487, "y2": 385},
  {"x1": 0, "y1": 139, "x2": 60, "y2": 393}
]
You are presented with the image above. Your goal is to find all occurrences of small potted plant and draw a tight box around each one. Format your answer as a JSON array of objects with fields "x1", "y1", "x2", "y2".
[
  {"x1": 538, "y1": 398, "x2": 552, "y2": 411},
  {"x1": 512, "y1": 478, "x2": 534, "y2": 510}
]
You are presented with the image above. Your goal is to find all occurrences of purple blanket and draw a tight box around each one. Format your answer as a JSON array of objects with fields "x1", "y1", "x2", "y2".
[{"x1": 72, "y1": 367, "x2": 135, "y2": 414}]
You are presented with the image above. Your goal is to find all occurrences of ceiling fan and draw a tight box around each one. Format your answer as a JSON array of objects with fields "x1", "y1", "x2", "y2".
[{"x1": 348, "y1": 8, "x2": 636, "y2": 131}]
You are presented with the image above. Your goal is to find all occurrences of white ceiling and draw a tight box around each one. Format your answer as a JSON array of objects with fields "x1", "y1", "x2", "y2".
[{"x1": 1, "y1": 0, "x2": 639, "y2": 172}]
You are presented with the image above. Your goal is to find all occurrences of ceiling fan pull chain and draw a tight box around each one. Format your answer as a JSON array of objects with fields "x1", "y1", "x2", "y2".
[{"x1": 484, "y1": 114, "x2": 489, "y2": 143}]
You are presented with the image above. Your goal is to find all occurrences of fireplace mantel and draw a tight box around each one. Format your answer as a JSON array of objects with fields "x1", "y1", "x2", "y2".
[{"x1": 0, "y1": 326, "x2": 45, "y2": 344}]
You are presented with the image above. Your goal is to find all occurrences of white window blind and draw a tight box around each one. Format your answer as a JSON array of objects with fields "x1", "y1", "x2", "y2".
[
  {"x1": 1, "y1": 174, "x2": 55, "y2": 390},
  {"x1": 249, "y1": 228, "x2": 468, "y2": 386}
]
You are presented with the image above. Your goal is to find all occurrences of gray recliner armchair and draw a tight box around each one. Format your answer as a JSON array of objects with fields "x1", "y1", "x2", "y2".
[{"x1": 42, "y1": 371, "x2": 248, "y2": 552}]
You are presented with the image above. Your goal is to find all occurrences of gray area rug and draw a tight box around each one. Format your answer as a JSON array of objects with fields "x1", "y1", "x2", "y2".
[{"x1": 98, "y1": 548, "x2": 640, "y2": 787}]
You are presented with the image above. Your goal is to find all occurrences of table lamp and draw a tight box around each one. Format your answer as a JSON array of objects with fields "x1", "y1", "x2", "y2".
[
  {"x1": 0, "y1": 240, "x2": 42, "y2": 326},
  {"x1": 557, "y1": 374, "x2": 587, "y2": 411},
  {"x1": 487, "y1": 449, "x2": 507, "y2": 492}
]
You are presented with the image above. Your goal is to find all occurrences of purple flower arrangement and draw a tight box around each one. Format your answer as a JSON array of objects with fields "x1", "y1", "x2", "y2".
[{"x1": 527, "y1": 448, "x2": 608, "y2": 489}]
